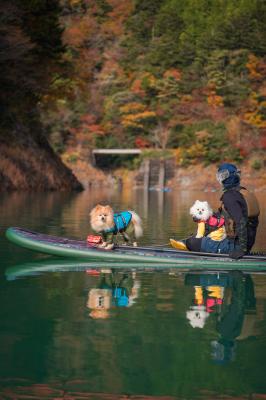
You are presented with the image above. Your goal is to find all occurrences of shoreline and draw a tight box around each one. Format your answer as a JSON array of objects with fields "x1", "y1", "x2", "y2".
[{"x1": 67, "y1": 160, "x2": 266, "y2": 192}]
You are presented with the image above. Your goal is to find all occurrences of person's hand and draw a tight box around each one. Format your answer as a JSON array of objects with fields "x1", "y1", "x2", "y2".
[{"x1": 229, "y1": 249, "x2": 245, "y2": 260}]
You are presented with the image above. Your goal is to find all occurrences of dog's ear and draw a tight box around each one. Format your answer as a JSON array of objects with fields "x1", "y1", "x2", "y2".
[
  {"x1": 104, "y1": 205, "x2": 114, "y2": 214},
  {"x1": 190, "y1": 200, "x2": 198, "y2": 215},
  {"x1": 90, "y1": 204, "x2": 101, "y2": 216}
]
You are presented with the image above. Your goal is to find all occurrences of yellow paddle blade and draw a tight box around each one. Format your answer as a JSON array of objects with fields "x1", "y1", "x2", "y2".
[{"x1": 169, "y1": 238, "x2": 188, "y2": 251}]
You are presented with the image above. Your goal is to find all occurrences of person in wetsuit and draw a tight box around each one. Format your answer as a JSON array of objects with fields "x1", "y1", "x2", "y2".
[{"x1": 186, "y1": 163, "x2": 260, "y2": 259}]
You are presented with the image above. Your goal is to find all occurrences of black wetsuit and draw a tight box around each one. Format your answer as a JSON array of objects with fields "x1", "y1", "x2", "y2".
[{"x1": 221, "y1": 187, "x2": 259, "y2": 252}]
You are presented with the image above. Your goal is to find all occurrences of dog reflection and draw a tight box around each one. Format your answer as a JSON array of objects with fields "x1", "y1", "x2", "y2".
[
  {"x1": 86, "y1": 270, "x2": 140, "y2": 319},
  {"x1": 87, "y1": 288, "x2": 112, "y2": 319}
]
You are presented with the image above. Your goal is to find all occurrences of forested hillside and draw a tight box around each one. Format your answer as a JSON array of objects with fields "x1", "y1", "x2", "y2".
[
  {"x1": 46, "y1": 0, "x2": 266, "y2": 170},
  {"x1": 1, "y1": 0, "x2": 266, "y2": 189},
  {"x1": 0, "y1": 0, "x2": 82, "y2": 190}
]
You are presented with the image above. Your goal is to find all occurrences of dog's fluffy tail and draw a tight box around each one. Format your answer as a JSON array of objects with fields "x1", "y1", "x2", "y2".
[{"x1": 130, "y1": 211, "x2": 143, "y2": 238}]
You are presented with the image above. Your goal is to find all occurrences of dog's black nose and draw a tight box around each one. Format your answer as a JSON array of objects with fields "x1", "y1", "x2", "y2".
[{"x1": 101, "y1": 216, "x2": 105, "y2": 221}]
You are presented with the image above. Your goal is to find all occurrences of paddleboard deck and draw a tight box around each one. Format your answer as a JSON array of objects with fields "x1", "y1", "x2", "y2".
[{"x1": 5, "y1": 227, "x2": 266, "y2": 269}]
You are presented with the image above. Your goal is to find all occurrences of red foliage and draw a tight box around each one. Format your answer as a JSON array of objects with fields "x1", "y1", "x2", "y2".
[
  {"x1": 135, "y1": 137, "x2": 152, "y2": 148},
  {"x1": 260, "y1": 132, "x2": 266, "y2": 149},
  {"x1": 234, "y1": 145, "x2": 249, "y2": 158},
  {"x1": 131, "y1": 79, "x2": 145, "y2": 96}
]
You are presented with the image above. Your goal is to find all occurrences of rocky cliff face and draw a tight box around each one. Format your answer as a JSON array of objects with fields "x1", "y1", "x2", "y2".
[{"x1": 0, "y1": 136, "x2": 82, "y2": 191}]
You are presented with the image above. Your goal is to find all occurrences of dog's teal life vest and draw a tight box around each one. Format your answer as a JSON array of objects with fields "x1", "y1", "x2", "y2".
[
  {"x1": 105, "y1": 211, "x2": 132, "y2": 234},
  {"x1": 112, "y1": 287, "x2": 129, "y2": 307}
]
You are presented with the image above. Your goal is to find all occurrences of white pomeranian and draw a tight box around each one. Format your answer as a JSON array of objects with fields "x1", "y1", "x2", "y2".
[
  {"x1": 90, "y1": 204, "x2": 143, "y2": 250},
  {"x1": 186, "y1": 305, "x2": 210, "y2": 328},
  {"x1": 190, "y1": 200, "x2": 226, "y2": 240},
  {"x1": 190, "y1": 200, "x2": 213, "y2": 223}
]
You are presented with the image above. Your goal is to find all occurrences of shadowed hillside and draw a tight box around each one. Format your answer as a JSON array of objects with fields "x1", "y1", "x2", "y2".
[{"x1": 0, "y1": 0, "x2": 82, "y2": 190}]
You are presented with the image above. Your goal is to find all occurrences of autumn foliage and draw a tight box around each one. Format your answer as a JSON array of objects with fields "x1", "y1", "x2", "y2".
[{"x1": 3, "y1": 0, "x2": 265, "y2": 172}]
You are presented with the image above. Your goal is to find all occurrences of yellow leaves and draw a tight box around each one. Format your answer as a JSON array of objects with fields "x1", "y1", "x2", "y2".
[
  {"x1": 68, "y1": 0, "x2": 81, "y2": 5},
  {"x1": 119, "y1": 101, "x2": 156, "y2": 129},
  {"x1": 180, "y1": 95, "x2": 193, "y2": 103},
  {"x1": 121, "y1": 111, "x2": 157, "y2": 128},
  {"x1": 243, "y1": 91, "x2": 266, "y2": 128},
  {"x1": 175, "y1": 144, "x2": 206, "y2": 166},
  {"x1": 173, "y1": 148, "x2": 182, "y2": 162},
  {"x1": 207, "y1": 92, "x2": 224, "y2": 107},
  {"x1": 119, "y1": 102, "x2": 145, "y2": 114},
  {"x1": 246, "y1": 54, "x2": 262, "y2": 81},
  {"x1": 244, "y1": 112, "x2": 266, "y2": 128},
  {"x1": 186, "y1": 143, "x2": 206, "y2": 158},
  {"x1": 142, "y1": 72, "x2": 157, "y2": 87},
  {"x1": 61, "y1": 151, "x2": 79, "y2": 164}
]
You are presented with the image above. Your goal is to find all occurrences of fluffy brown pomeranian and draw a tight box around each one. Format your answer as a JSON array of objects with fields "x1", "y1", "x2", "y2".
[{"x1": 90, "y1": 204, "x2": 143, "y2": 250}]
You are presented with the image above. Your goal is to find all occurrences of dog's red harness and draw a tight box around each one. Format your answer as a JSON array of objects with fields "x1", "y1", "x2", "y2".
[
  {"x1": 204, "y1": 215, "x2": 225, "y2": 228},
  {"x1": 196, "y1": 214, "x2": 225, "y2": 236}
]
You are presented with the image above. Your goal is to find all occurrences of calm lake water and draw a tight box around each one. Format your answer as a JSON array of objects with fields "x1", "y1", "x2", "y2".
[{"x1": 1, "y1": 188, "x2": 266, "y2": 399}]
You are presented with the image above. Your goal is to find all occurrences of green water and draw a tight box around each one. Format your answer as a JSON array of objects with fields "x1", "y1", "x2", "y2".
[{"x1": 1, "y1": 188, "x2": 266, "y2": 399}]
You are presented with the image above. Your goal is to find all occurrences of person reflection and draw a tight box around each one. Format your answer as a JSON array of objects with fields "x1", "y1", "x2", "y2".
[
  {"x1": 185, "y1": 271, "x2": 256, "y2": 364},
  {"x1": 86, "y1": 270, "x2": 140, "y2": 319}
]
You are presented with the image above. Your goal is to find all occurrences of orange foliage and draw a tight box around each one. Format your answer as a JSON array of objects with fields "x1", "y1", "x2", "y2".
[
  {"x1": 131, "y1": 79, "x2": 145, "y2": 96},
  {"x1": 207, "y1": 91, "x2": 224, "y2": 107},
  {"x1": 246, "y1": 54, "x2": 264, "y2": 81},
  {"x1": 63, "y1": 16, "x2": 97, "y2": 47},
  {"x1": 102, "y1": 0, "x2": 134, "y2": 37},
  {"x1": 163, "y1": 68, "x2": 181, "y2": 81},
  {"x1": 131, "y1": 72, "x2": 157, "y2": 96}
]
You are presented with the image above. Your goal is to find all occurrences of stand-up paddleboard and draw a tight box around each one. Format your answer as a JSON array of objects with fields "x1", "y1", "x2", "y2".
[{"x1": 5, "y1": 227, "x2": 266, "y2": 269}]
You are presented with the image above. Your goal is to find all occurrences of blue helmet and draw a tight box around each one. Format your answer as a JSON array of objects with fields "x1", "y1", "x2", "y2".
[{"x1": 216, "y1": 163, "x2": 241, "y2": 188}]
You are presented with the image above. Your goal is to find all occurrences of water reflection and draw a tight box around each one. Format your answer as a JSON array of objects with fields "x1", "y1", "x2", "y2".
[
  {"x1": 86, "y1": 269, "x2": 140, "y2": 319},
  {"x1": 185, "y1": 271, "x2": 257, "y2": 364},
  {"x1": 2, "y1": 262, "x2": 266, "y2": 397}
]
